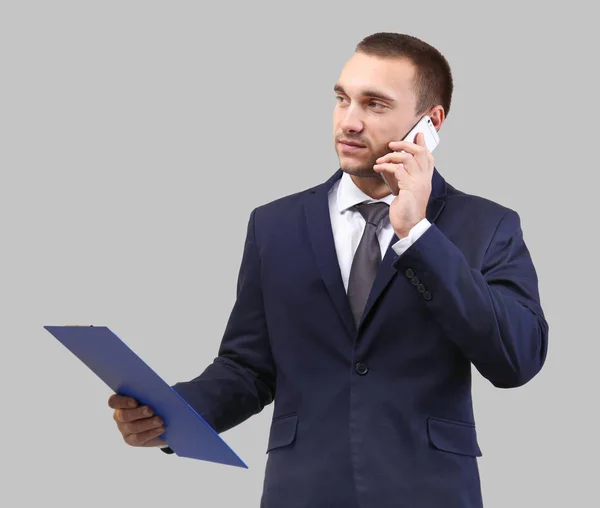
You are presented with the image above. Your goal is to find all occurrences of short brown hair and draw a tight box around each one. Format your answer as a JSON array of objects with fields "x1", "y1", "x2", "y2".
[{"x1": 356, "y1": 32, "x2": 453, "y2": 118}]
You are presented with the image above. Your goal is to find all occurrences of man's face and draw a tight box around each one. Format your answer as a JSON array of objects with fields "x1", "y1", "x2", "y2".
[{"x1": 333, "y1": 52, "x2": 420, "y2": 178}]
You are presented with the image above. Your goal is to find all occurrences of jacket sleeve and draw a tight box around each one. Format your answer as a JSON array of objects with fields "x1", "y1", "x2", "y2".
[
  {"x1": 170, "y1": 208, "x2": 276, "y2": 433},
  {"x1": 392, "y1": 209, "x2": 549, "y2": 388}
]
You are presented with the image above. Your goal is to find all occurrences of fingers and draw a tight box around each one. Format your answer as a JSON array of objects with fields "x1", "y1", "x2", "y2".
[
  {"x1": 376, "y1": 150, "x2": 411, "y2": 164},
  {"x1": 123, "y1": 425, "x2": 166, "y2": 447},
  {"x1": 373, "y1": 163, "x2": 412, "y2": 190},
  {"x1": 388, "y1": 132, "x2": 427, "y2": 154},
  {"x1": 119, "y1": 415, "x2": 164, "y2": 436},
  {"x1": 113, "y1": 404, "x2": 155, "y2": 423},
  {"x1": 387, "y1": 133, "x2": 434, "y2": 173},
  {"x1": 108, "y1": 394, "x2": 139, "y2": 409},
  {"x1": 108, "y1": 393, "x2": 167, "y2": 448},
  {"x1": 118, "y1": 413, "x2": 166, "y2": 447},
  {"x1": 375, "y1": 150, "x2": 416, "y2": 173},
  {"x1": 110, "y1": 394, "x2": 152, "y2": 425}
]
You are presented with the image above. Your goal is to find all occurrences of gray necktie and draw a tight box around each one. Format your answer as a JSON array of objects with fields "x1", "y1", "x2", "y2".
[{"x1": 347, "y1": 201, "x2": 390, "y2": 327}]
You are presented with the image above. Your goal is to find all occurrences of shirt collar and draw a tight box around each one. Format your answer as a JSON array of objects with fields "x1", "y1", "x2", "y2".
[{"x1": 336, "y1": 171, "x2": 395, "y2": 213}]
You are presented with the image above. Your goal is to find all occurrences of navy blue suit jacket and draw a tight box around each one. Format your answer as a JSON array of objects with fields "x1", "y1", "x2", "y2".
[{"x1": 172, "y1": 168, "x2": 549, "y2": 508}]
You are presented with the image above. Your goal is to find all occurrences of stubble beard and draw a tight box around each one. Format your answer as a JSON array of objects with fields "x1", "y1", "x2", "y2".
[{"x1": 338, "y1": 144, "x2": 390, "y2": 179}]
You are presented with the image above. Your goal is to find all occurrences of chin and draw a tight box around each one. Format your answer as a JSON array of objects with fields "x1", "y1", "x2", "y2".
[
  {"x1": 337, "y1": 159, "x2": 375, "y2": 178},
  {"x1": 341, "y1": 165, "x2": 379, "y2": 178}
]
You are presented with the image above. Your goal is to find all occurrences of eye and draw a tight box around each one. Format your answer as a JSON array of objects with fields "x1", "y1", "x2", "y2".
[
  {"x1": 336, "y1": 95, "x2": 348, "y2": 104},
  {"x1": 368, "y1": 101, "x2": 385, "y2": 109}
]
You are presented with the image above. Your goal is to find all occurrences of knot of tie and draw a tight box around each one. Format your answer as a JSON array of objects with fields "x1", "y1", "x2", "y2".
[{"x1": 353, "y1": 202, "x2": 389, "y2": 227}]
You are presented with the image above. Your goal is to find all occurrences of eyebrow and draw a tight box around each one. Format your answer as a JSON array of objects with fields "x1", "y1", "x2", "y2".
[{"x1": 333, "y1": 83, "x2": 396, "y2": 104}]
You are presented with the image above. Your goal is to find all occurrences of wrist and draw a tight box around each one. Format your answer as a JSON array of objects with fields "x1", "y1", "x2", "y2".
[
  {"x1": 395, "y1": 221, "x2": 421, "y2": 239},
  {"x1": 394, "y1": 217, "x2": 429, "y2": 240}
]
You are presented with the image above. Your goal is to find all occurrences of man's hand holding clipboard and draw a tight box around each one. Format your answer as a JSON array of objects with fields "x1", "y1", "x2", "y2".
[{"x1": 44, "y1": 325, "x2": 247, "y2": 468}]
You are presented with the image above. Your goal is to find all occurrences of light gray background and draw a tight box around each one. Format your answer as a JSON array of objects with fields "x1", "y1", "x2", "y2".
[{"x1": 1, "y1": 1, "x2": 598, "y2": 506}]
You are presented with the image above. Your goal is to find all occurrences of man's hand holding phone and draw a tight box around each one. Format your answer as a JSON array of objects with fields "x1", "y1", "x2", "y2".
[{"x1": 373, "y1": 131, "x2": 435, "y2": 239}]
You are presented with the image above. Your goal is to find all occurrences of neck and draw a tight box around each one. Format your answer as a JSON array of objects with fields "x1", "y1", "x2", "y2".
[{"x1": 350, "y1": 174, "x2": 392, "y2": 200}]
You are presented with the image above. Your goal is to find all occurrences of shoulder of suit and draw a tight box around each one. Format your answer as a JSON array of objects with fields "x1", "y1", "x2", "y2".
[
  {"x1": 445, "y1": 182, "x2": 516, "y2": 219},
  {"x1": 251, "y1": 184, "x2": 323, "y2": 216}
]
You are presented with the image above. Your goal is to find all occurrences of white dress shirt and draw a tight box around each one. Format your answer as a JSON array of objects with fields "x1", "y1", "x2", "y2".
[{"x1": 328, "y1": 171, "x2": 431, "y2": 292}]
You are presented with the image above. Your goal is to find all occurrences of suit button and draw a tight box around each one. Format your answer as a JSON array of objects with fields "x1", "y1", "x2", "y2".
[
  {"x1": 355, "y1": 362, "x2": 368, "y2": 375},
  {"x1": 417, "y1": 284, "x2": 426, "y2": 293},
  {"x1": 423, "y1": 291, "x2": 432, "y2": 300},
  {"x1": 411, "y1": 276, "x2": 420, "y2": 286},
  {"x1": 405, "y1": 268, "x2": 415, "y2": 278}
]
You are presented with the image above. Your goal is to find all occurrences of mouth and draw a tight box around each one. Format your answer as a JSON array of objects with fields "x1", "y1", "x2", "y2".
[{"x1": 338, "y1": 140, "x2": 367, "y2": 153}]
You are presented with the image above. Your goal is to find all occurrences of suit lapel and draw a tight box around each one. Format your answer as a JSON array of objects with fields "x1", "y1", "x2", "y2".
[
  {"x1": 303, "y1": 170, "x2": 356, "y2": 338},
  {"x1": 302, "y1": 168, "x2": 448, "y2": 336},
  {"x1": 357, "y1": 168, "x2": 448, "y2": 330}
]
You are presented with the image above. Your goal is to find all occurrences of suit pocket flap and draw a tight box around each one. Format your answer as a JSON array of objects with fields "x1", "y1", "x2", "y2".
[
  {"x1": 427, "y1": 417, "x2": 482, "y2": 457},
  {"x1": 267, "y1": 413, "x2": 298, "y2": 452}
]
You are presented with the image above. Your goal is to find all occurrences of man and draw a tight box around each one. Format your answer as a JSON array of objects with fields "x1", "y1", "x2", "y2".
[{"x1": 109, "y1": 32, "x2": 549, "y2": 508}]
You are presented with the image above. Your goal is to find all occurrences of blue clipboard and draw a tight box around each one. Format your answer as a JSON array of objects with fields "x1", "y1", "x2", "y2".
[{"x1": 44, "y1": 325, "x2": 248, "y2": 469}]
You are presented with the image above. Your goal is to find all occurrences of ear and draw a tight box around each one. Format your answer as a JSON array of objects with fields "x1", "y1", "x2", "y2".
[{"x1": 427, "y1": 105, "x2": 445, "y2": 131}]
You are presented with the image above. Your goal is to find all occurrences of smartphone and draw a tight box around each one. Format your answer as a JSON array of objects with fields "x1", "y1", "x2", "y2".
[{"x1": 380, "y1": 114, "x2": 440, "y2": 196}]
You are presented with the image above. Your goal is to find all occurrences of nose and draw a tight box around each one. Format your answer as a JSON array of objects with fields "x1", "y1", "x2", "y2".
[{"x1": 339, "y1": 105, "x2": 364, "y2": 134}]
